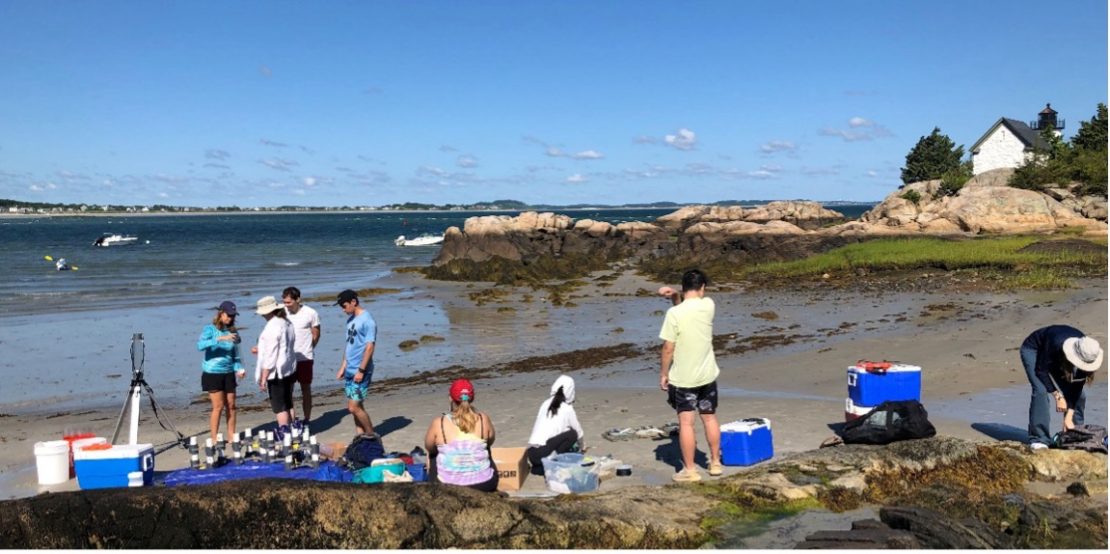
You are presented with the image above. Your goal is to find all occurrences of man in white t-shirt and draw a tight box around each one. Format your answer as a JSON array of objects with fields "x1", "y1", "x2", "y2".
[
  {"x1": 283, "y1": 286, "x2": 321, "y2": 423},
  {"x1": 658, "y1": 269, "x2": 722, "y2": 483}
]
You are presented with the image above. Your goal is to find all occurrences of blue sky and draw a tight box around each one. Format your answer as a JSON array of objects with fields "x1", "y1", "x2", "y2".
[{"x1": 1, "y1": 1, "x2": 1106, "y2": 207}]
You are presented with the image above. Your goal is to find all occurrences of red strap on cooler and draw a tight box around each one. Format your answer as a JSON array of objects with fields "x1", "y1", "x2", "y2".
[{"x1": 856, "y1": 360, "x2": 892, "y2": 374}]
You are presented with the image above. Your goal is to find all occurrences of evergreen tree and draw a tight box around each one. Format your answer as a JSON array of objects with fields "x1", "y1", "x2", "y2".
[
  {"x1": 1071, "y1": 103, "x2": 1108, "y2": 153},
  {"x1": 900, "y1": 127, "x2": 965, "y2": 185}
]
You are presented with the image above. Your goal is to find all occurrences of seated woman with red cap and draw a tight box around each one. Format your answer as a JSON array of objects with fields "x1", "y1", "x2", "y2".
[{"x1": 424, "y1": 379, "x2": 499, "y2": 492}]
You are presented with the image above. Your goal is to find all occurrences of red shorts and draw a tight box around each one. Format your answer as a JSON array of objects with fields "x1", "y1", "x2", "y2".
[{"x1": 294, "y1": 360, "x2": 314, "y2": 386}]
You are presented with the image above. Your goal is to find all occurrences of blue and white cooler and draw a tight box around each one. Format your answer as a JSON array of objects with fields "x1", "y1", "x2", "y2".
[
  {"x1": 844, "y1": 397, "x2": 875, "y2": 421},
  {"x1": 73, "y1": 443, "x2": 154, "y2": 490},
  {"x1": 720, "y1": 418, "x2": 773, "y2": 466},
  {"x1": 847, "y1": 362, "x2": 922, "y2": 406}
]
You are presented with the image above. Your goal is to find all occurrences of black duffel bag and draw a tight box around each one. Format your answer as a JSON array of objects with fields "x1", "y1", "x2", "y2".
[{"x1": 839, "y1": 400, "x2": 936, "y2": 445}]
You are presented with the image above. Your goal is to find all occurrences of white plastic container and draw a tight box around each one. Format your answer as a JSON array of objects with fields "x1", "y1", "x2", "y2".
[
  {"x1": 34, "y1": 440, "x2": 71, "y2": 485},
  {"x1": 542, "y1": 453, "x2": 599, "y2": 494}
]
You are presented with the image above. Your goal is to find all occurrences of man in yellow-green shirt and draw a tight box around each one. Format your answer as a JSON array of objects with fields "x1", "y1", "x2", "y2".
[{"x1": 659, "y1": 269, "x2": 721, "y2": 483}]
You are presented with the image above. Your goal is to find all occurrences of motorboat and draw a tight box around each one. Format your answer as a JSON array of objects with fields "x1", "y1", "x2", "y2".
[
  {"x1": 93, "y1": 233, "x2": 139, "y2": 247},
  {"x1": 394, "y1": 234, "x2": 444, "y2": 247}
]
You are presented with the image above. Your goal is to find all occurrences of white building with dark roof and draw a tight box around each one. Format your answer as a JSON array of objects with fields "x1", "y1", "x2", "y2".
[{"x1": 970, "y1": 104, "x2": 1063, "y2": 176}]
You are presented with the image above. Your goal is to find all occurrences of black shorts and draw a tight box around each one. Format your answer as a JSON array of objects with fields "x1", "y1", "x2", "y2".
[
  {"x1": 202, "y1": 372, "x2": 237, "y2": 394},
  {"x1": 667, "y1": 381, "x2": 718, "y2": 414},
  {"x1": 267, "y1": 374, "x2": 296, "y2": 414}
]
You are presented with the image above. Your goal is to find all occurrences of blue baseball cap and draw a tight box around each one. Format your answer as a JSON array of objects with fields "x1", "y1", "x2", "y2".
[{"x1": 215, "y1": 300, "x2": 238, "y2": 316}]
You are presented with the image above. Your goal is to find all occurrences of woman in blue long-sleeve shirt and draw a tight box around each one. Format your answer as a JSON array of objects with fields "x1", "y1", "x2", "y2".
[
  {"x1": 197, "y1": 300, "x2": 245, "y2": 441},
  {"x1": 1020, "y1": 325, "x2": 1103, "y2": 449}
]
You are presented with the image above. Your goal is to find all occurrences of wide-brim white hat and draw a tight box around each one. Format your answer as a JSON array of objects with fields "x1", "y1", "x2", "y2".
[
  {"x1": 255, "y1": 295, "x2": 284, "y2": 315},
  {"x1": 1063, "y1": 336, "x2": 1103, "y2": 372}
]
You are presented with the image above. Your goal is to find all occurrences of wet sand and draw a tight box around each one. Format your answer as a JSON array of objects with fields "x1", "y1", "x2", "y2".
[{"x1": 0, "y1": 271, "x2": 1105, "y2": 500}]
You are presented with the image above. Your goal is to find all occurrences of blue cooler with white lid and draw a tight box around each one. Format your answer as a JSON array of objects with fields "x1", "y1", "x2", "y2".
[
  {"x1": 720, "y1": 418, "x2": 773, "y2": 466},
  {"x1": 74, "y1": 443, "x2": 154, "y2": 490},
  {"x1": 847, "y1": 363, "x2": 921, "y2": 406}
]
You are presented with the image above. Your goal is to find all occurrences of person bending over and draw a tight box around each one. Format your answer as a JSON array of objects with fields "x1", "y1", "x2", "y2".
[
  {"x1": 1020, "y1": 325, "x2": 1103, "y2": 449},
  {"x1": 525, "y1": 375, "x2": 585, "y2": 475}
]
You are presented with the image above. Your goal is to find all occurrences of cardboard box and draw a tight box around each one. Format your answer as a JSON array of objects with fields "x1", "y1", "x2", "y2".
[{"x1": 490, "y1": 446, "x2": 529, "y2": 491}]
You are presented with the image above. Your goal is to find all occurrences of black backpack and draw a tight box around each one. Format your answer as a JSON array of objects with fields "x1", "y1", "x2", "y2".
[
  {"x1": 839, "y1": 400, "x2": 936, "y2": 445},
  {"x1": 343, "y1": 433, "x2": 385, "y2": 470},
  {"x1": 1053, "y1": 425, "x2": 1108, "y2": 453}
]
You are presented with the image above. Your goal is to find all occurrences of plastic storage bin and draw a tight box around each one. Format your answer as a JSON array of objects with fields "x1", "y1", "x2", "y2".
[
  {"x1": 74, "y1": 443, "x2": 154, "y2": 490},
  {"x1": 406, "y1": 463, "x2": 426, "y2": 482},
  {"x1": 720, "y1": 418, "x2": 774, "y2": 466},
  {"x1": 34, "y1": 440, "x2": 72, "y2": 485},
  {"x1": 542, "y1": 453, "x2": 599, "y2": 494},
  {"x1": 847, "y1": 363, "x2": 921, "y2": 406}
]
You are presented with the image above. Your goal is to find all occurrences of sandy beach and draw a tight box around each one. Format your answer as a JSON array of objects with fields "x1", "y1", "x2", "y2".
[{"x1": 1, "y1": 270, "x2": 1106, "y2": 501}]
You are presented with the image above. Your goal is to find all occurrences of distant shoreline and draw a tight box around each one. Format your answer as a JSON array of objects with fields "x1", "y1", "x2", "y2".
[{"x1": 0, "y1": 203, "x2": 877, "y2": 219}]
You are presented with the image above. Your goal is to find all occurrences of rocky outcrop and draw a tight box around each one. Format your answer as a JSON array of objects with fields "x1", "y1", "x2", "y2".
[
  {"x1": 427, "y1": 179, "x2": 1106, "y2": 283},
  {"x1": 655, "y1": 201, "x2": 845, "y2": 231},
  {"x1": 860, "y1": 169, "x2": 1108, "y2": 234},
  {"x1": 1, "y1": 437, "x2": 1103, "y2": 549}
]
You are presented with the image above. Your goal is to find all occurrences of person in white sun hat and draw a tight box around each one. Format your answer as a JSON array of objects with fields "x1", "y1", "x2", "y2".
[{"x1": 1020, "y1": 325, "x2": 1104, "y2": 450}]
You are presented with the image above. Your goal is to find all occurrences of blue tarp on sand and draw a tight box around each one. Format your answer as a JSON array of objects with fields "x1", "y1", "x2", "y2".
[{"x1": 162, "y1": 460, "x2": 352, "y2": 487}]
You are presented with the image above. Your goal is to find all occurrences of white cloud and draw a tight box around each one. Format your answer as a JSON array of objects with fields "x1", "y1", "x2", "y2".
[
  {"x1": 634, "y1": 135, "x2": 658, "y2": 144},
  {"x1": 819, "y1": 118, "x2": 893, "y2": 142},
  {"x1": 46, "y1": 182, "x2": 58, "y2": 189},
  {"x1": 866, "y1": 170, "x2": 879, "y2": 178},
  {"x1": 292, "y1": 188, "x2": 306, "y2": 195},
  {"x1": 260, "y1": 138, "x2": 288, "y2": 148},
  {"x1": 456, "y1": 155, "x2": 478, "y2": 168},
  {"x1": 572, "y1": 150, "x2": 604, "y2": 160},
  {"x1": 759, "y1": 140, "x2": 797, "y2": 154},
  {"x1": 748, "y1": 170, "x2": 777, "y2": 179},
  {"x1": 664, "y1": 128, "x2": 697, "y2": 151},
  {"x1": 439, "y1": 145, "x2": 458, "y2": 153},
  {"x1": 566, "y1": 174, "x2": 587, "y2": 183},
  {"x1": 205, "y1": 148, "x2": 231, "y2": 160},
  {"x1": 303, "y1": 176, "x2": 317, "y2": 187},
  {"x1": 158, "y1": 192, "x2": 169, "y2": 198},
  {"x1": 259, "y1": 158, "x2": 299, "y2": 171},
  {"x1": 545, "y1": 146, "x2": 564, "y2": 157},
  {"x1": 29, "y1": 184, "x2": 43, "y2": 191}
]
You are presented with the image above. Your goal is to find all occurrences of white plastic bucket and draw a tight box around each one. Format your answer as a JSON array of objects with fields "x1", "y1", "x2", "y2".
[{"x1": 34, "y1": 440, "x2": 71, "y2": 485}]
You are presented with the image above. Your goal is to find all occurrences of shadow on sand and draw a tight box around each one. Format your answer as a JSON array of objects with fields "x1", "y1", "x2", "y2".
[{"x1": 970, "y1": 422, "x2": 1027, "y2": 442}]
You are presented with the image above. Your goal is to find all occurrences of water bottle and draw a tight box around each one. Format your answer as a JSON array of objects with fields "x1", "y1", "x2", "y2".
[
  {"x1": 188, "y1": 436, "x2": 199, "y2": 469},
  {"x1": 231, "y1": 432, "x2": 242, "y2": 464},
  {"x1": 204, "y1": 438, "x2": 214, "y2": 469},
  {"x1": 309, "y1": 436, "x2": 320, "y2": 468},
  {"x1": 216, "y1": 433, "x2": 225, "y2": 463},
  {"x1": 262, "y1": 432, "x2": 272, "y2": 464},
  {"x1": 283, "y1": 432, "x2": 293, "y2": 469},
  {"x1": 245, "y1": 428, "x2": 255, "y2": 457}
]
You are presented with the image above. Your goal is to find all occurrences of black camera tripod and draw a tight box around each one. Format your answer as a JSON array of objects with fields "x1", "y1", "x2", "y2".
[{"x1": 111, "y1": 333, "x2": 186, "y2": 450}]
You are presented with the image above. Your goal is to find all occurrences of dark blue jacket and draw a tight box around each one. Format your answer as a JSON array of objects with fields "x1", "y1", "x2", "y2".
[{"x1": 1021, "y1": 325, "x2": 1084, "y2": 397}]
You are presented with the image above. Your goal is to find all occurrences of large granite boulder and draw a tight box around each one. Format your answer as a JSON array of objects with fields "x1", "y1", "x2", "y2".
[
  {"x1": 656, "y1": 202, "x2": 845, "y2": 231},
  {"x1": 861, "y1": 170, "x2": 1107, "y2": 234}
]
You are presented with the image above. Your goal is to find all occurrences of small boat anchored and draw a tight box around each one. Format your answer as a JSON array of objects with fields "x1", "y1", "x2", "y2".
[
  {"x1": 394, "y1": 234, "x2": 444, "y2": 247},
  {"x1": 93, "y1": 233, "x2": 140, "y2": 247}
]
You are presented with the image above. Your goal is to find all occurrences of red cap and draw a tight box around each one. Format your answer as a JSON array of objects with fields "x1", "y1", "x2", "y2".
[{"x1": 449, "y1": 379, "x2": 475, "y2": 403}]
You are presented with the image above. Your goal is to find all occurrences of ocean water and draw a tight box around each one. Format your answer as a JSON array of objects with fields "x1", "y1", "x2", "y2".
[{"x1": 0, "y1": 205, "x2": 873, "y2": 316}]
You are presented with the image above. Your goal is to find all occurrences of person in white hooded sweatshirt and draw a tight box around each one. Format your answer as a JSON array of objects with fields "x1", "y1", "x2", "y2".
[
  {"x1": 526, "y1": 375, "x2": 585, "y2": 475},
  {"x1": 251, "y1": 295, "x2": 297, "y2": 433}
]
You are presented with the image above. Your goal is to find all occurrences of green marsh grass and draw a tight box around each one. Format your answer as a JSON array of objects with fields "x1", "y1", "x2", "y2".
[{"x1": 742, "y1": 236, "x2": 1106, "y2": 289}]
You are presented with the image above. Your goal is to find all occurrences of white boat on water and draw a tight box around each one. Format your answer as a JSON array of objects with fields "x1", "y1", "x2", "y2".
[
  {"x1": 395, "y1": 234, "x2": 444, "y2": 247},
  {"x1": 93, "y1": 233, "x2": 140, "y2": 247}
]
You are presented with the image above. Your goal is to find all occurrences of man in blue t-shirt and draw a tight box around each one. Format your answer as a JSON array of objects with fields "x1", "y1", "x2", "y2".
[{"x1": 335, "y1": 289, "x2": 376, "y2": 436}]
